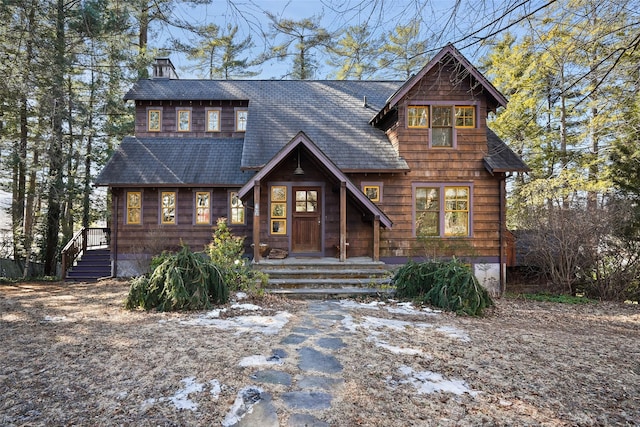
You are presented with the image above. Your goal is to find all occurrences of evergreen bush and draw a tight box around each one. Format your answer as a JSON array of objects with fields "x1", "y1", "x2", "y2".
[
  {"x1": 393, "y1": 258, "x2": 493, "y2": 316},
  {"x1": 125, "y1": 245, "x2": 228, "y2": 311},
  {"x1": 207, "y1": 217, "x2": 267, "y2": 294}
]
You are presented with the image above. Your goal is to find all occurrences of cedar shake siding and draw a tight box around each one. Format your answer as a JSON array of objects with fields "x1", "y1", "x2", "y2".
[{"x1": 95, "y1": 45, "x2": 528, "y2": 288}]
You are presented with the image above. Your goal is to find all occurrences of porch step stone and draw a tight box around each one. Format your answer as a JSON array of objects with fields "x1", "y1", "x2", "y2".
[{"x1": 252, "y1": 257, "x2": 396, "y2": 298}]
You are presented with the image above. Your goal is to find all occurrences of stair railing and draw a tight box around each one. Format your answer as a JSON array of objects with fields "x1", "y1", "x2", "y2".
[{"x1": 61, "y1": 227, "x2": 111, "y2": 279}]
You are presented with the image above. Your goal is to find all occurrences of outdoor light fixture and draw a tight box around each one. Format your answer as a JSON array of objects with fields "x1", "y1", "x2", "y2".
[{"x1": 294, "y1": 147, "x2": 304, "y2": 175}]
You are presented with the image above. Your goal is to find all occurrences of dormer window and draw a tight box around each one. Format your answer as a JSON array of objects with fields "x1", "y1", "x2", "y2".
[
  {"x1": 177, "y1": 110, "x2": 191, "y2": 132},
  {"x1": 206, "y1": 109, "x2": 221, "y2": 132},
  {"x1": 148, "y1": 109, "x2": 161, "y2": 132},
  {"x1": 236, "y1": 110, "x2": 248, "y2": 132}
]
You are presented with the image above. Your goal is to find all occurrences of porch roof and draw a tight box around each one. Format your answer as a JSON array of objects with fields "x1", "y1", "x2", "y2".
[{"x1": 237, "y1": 132, "x2": 393, "y2": 228}]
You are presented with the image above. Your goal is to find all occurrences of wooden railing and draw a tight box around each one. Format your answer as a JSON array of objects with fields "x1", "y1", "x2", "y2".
[{"x1": 61, "y1": 227, "x2": 110, "y2": 279}]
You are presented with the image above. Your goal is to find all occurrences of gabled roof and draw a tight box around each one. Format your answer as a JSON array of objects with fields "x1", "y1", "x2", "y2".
[
  {"x1": 237, "y1": 132, "x2": 393, "y2": 228},
  {"x1": 372, "y1": 44, "x2": 507, "y2": 125},
  {"x1": 484, "y1": 129, "x2": 529, "y2": 174},
  {"x1": 389, "y1": 43, "x2": 507, "y2": 109},
  {"x1": 125, "y1": 80, "x2": 410, "y2": 172},
  {"x1": 94, "y1": 137, "x2": 253, "y2": 186}
]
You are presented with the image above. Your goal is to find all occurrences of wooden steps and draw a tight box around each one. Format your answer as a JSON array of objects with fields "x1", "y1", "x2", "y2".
[
  {"x1": 65, "y1": 248, "x2": 112, "y2": 282},
  {"x1": 253, "y1": 257, "x2": 396, "y2": 298}
]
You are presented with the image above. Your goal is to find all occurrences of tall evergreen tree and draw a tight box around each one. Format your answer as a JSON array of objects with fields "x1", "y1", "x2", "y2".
[
  {"x1": 378, "y1": 20, "x2": 429, "y2": 79},
  {"x1": 327, "y1": 24, "x2": 381, "y2": 80},
  {"x1": 266, "y1": 13, "x2": 332, "y2": 79}
]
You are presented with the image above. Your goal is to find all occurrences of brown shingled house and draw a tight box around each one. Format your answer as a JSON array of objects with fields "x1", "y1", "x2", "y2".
[{"x1": 86, "y1": 44, "x2": 527, "y2": 293}]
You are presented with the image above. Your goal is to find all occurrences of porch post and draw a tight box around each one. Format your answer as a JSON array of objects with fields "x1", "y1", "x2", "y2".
[
  {"x1": 373, "y1": 215, "x2": 380, "y2": 262},
  {"x1": 252, "y1": 180, "x2": 261, "y2": 263},
  {"x1": 340, "y1": 181, "x2": 347, "y2": 262}
]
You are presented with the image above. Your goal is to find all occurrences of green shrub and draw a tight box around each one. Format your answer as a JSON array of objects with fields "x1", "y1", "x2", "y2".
[
  {"x1": 207, "y1": 217, "x2": 267, "y2": 295},
  {"x1": 125, "y1": 245, "x2": 228, "y2": 311},
  {"x1": 392, "y1": 258, "x2": 493, "y2": 316}
]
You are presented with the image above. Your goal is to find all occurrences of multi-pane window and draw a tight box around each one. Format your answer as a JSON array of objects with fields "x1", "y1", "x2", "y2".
[
  {"x1": 455, "y1": 106, "x2": 475, "y2": 128},
  {"x1": 296, "y1": 190, "x2": 318, "y2": 212},
  {"x1": 407, "y1": 105, "x2": 476, "y2": 147},
  {"x1": 431, "y1": 106, "x2": 453, "y2": 147},
  {"x1": 444, "y1": 187, "x2": 469, "y2": 236},
  {"x1": 270, "y1": 185, "x2": 287, "y2": 235},
  {"x1": 230, "y1": 191, "x2": 245, "y2": 224},
  {"x1": 363, "y1": 185, "x2": 380, "y2": 202},
  {"x1": 415, "y1": 187, "x2": 439, "y2": 236},
  {"x1": 415, "y1": 185, "x2": 470, "y2": 237},
  {"x1": 148, "y1": 109, "x2": 161, "y2": 132},
  {"x1": 236, "y1": 110, "x2": 248, "y2": 132},
  {"x1": 161, "y1": 191, "x2": 176, "y2": 224},
  {"x1": 177, "y1": 110, "x2": 191, "y2": 132},
  {"x1": 126, "y1": 191, "x2": 141, "y2": 224},
  {"x1": 407, "y1": 106, "x2": 429, "y2": 128},
  {"x1": 206, "y1": 110, "x2": 220, "y2": 132},
  {"x1": 195, "y1": 192, "x2": 210, "y2": 224}
]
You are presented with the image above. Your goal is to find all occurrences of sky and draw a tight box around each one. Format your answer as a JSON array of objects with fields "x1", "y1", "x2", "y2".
[{"x1": 153, "y1": 0, "x2": 540, "y2": 79}]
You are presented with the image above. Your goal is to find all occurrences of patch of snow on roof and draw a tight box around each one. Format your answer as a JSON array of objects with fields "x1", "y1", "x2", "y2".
[{"x1": 396, "y1": 366, "x2": 478, "y2": 397}]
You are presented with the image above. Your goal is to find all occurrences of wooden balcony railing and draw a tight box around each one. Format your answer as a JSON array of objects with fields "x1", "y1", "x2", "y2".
[{"x1": 61, "y1": 227, "x2": 110, "y2": 279}]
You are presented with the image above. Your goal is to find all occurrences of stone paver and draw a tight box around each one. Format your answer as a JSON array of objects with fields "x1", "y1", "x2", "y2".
[{"x1": 235, "y1": 300, "x2": 348, "y2": 425}]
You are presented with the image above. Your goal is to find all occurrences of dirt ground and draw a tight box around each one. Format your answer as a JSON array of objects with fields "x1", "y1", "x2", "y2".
[{"x1": 1, "y1": 280, "x2": 639, "y2": 426}]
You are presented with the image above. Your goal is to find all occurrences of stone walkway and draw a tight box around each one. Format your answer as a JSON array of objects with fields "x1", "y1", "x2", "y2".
[{"x1": 224, "y1": 301, "x2": 348, "y2": 427}]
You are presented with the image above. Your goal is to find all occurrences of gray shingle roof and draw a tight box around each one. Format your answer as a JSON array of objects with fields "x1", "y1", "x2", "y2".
[
  {"x1": 484, "y1": 129, "x2": 529, "y2": 173},
  {"x1": 125, "y1": 80, "x2": 410, "y2": 171},
  {"x1": 95, "y1": 137, "x2": 253, "y2": 186}
]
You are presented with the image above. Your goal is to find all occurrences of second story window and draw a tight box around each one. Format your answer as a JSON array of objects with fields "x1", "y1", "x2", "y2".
[
  {"x1": 408, "y1": 106, "x2": 428, "y2": 128},
  {"x1": 236, "y1": 110, "x2": 248, "y2": 132},
  {"x1": 431, "y1": 106, "x2": 453, "y2": 147},
  {"x1": 455, "y1": 106, "x2": 475, "y2": 128},
  {"x1": 177, "y1": 110, "x2": 191, "y2": 132},
  {"x1": 206, "y1": 109, "x2": 220, "y2": 132},
  {"x1": 148, "y1": 109, "x2": 161, "y2": 132}
]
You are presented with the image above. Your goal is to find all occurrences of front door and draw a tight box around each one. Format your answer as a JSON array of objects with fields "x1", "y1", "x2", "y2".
[{"x1": 292, "y1": 187, "x2": 321, "y2": 253}]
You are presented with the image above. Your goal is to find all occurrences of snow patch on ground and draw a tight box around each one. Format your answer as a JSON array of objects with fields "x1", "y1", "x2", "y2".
[
  {"x1": 238, "y1": 355, "x2": 284, "y2": 367},
  {"x1": 392, "y1": 366, "x2": 478, "y2": 397},
  {"x1": 41, "y1": 315, "x2": 70, "y2": 323},
  {"x1": 178, "y1": 311, "x2": 292, "y2": 335},
  {"x1": 375, "y1": 341, "x2": 424, "y2": 355},
  {"x1": 436, "y1": 325, "x2": 471, "y2": 342},
  {"x1": 222, "y1": 386, "x2": 264, "y2": 427},
  {"x1": 142, "y1": 377, "x2": 211, "y2": 411}
]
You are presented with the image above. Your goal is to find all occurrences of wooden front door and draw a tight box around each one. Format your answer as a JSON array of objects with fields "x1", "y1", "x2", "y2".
[{"x1": 292, "y1": 187, "x2": 321, "y2": 253}]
